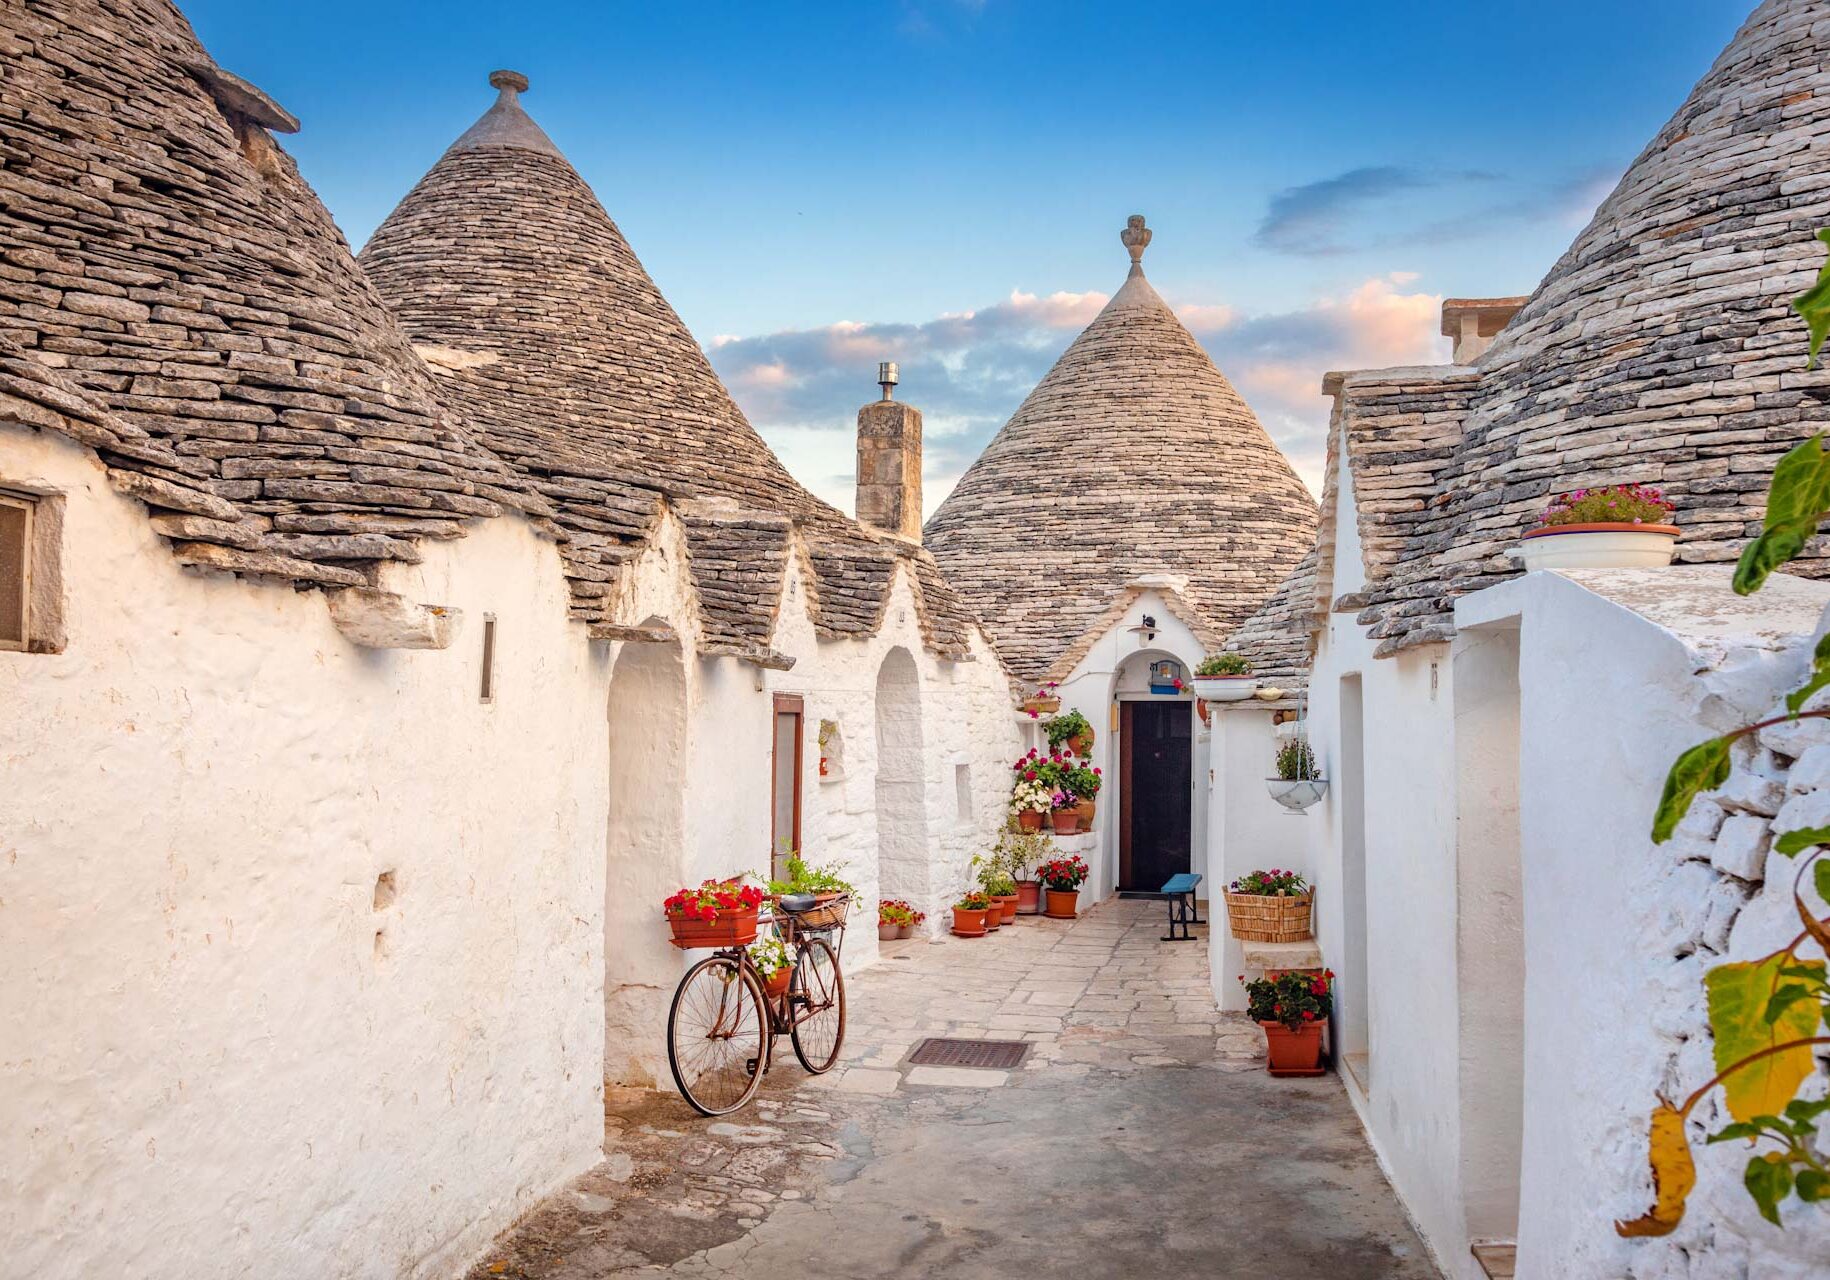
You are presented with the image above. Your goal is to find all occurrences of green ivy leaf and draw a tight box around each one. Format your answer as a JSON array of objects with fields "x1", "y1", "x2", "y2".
[
  {"x1": 1793, "y1": 227, "x2": 1830, "y2": 371},
  {"x1": 1745, "y1": 1152, "x2": 1794, "y2": 1226},
  {"x1": 1783, "y1": 1095, "x2": 1830, "y2": 1129},
  {"x1": 1765, "y1": 984, "x2": 1817, "y2": 1025},
  {"x1": 1789, "y1": 633, "x2": 1830, "y2": 714},
  {"x1": 1734, "y1": 435, "x2": 1830, "y2": 596},
  {"x1": 1706, "y1": 955, "x2": 1827, "y2": 1122},
  {"x1": 1707, "y1": 1121, "x2": 1767, "y2": 1144},
  {"x1": 1775, "y1": 825, "x2": 1830, "y2": 857},
  {"x1": 1652, "y1": 737, "x2": 1735, "y2": 843},
  {"x1": 1798, "y1": 1169, "x2": 1830, "y2": 1202},
  {"x1": 1816, "y1": 858, "x2": 1830, "y2": 907}
]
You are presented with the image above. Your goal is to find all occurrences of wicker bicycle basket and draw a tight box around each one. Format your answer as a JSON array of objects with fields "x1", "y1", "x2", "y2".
[
  {"x1": 1224, "y1": 891, "x2": 1313, "y2": 943},
  {"x1": 783, "y1": 892, "x2": 850, "y2": 932}
]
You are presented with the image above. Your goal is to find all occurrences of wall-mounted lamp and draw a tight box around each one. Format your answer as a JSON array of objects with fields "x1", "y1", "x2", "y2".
[{"x1": 1126, "y1": 614, "x2": 1158, "y2": 648}]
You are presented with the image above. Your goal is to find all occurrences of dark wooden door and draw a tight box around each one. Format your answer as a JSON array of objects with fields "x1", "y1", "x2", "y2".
[{"x1": 1120, "y1": 701, "x2": 1193, "y2": 891}]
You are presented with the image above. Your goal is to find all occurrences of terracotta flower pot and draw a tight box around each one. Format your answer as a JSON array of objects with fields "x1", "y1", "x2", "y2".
[
  {"x1": 983, "y1": 905, "x2": 1002, "y2": 930},
  {"x1": 878, "y1": 921, "x2": 900, "y2": 942},
  {"x1": 1073, "y1": 797, "x2": 1096, "y2": 832},
  {"x1": 951, "y1": 906, "x2": 988, "y2": 937},
  {"x1": 1067, "y1": 731, "x2": 1093, "y2": 757},
  {"x1": 1050, "y1": 809, "x2": 1080, "y2": 835},
  {"x1": 1043, "y1": 888, "x2": 1079, "y2": 919},
  {"x1": 1017, "y1": 810, "x2": 1044, "y2": 832},
  {"x1": 1015, "y1": 879, "x2": 1041, "y2": 914},
  {"x1": 1259, "y1": 1020, "x2": 1325, "y2": 1075},
  {"x1": 994, "y1": 893, "x2": 1019, "y2": 924},
  {"x1": 667, "y1": 904, "x2": 761, "y2": 950},
  {"x1": 763, "y1": 965, "x2": 794, "y2": 1000}
]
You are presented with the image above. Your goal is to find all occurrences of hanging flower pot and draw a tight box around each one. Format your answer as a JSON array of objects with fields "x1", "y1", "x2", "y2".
[
  {"x1": 1515, "y1": 484, "x2": 1678, "y2": 571},
  {"x1": 763, "y1": 963, "x2": 795, "y2": 1000},
  {"x1": 1266, "y1": 777, "x2": 1329, "y2": 812}
]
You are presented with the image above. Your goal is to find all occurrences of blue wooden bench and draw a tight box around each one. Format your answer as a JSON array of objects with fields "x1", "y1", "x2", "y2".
[{"x1": 1155, "y1": 872, "x2": 1203, "y2": 942}]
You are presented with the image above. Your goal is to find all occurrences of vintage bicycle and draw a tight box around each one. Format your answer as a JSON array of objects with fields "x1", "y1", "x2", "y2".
[{"x1": 665, "y1": 891, "x2": 849, "y2": 1116}]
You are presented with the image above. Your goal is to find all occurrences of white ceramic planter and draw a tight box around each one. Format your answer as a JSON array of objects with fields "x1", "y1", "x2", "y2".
[
  {"x1": 1515, "y1": 523, "x2": 1679, "y2": 572},
  {"x1": 1192, "y1": 674, "x2": 1257, "y2": 702},
  {"x1": 1266, "y1": 777, "x2": 1328, "y2": 812}
]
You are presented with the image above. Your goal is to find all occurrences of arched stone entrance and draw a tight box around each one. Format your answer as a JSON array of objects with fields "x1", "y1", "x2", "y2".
[
  {"x1": 604, "y1": 632, "x2": 688, "y2": 1087},
  {"x1": 874, "y1": 647, "x2": 933, "y2": 924}
]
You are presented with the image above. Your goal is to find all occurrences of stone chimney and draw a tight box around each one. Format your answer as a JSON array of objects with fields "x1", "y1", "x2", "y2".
[
  {"x1": 1440, "y1": 296, "x2": 1529, "y2": 364},
  {"x1": 855, "y1": 362, "x2": 923, "y2": 542}
]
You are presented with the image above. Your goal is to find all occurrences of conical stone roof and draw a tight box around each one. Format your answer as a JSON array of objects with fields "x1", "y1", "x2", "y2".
[
  {"x1": 360, "y1": 74, "x2": 977, "y2": 655},
  {"x1": 924, "y1": 218, "x2": 1317, "y2": 683}
]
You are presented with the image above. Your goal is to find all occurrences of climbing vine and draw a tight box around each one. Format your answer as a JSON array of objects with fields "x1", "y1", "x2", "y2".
[{"x1": 1619, "y1": 229, "x2": 1830, "y2": 1236}]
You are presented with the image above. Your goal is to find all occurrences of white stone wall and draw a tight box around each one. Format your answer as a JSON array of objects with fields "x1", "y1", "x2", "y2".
[
  {"x1": 0, "y1": 427, "x2": 607, "y2": 1280},
  {"x1": 0, "y1": 422, "x2": 1021, "y2": 1277}
]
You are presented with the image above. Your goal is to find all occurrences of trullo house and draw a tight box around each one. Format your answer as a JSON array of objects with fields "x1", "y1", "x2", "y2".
[{"x1": 0, "y1": 6, "x2": 1017, "y2": 1275}]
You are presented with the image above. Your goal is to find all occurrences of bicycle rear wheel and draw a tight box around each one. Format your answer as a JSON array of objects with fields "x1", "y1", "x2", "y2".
[
  {"x1": 790, "y1": 936, "x2": 846, "y2": 1074},
  {"x1": 668, "y1": 954, "x2": 769, "y2": 1116}
]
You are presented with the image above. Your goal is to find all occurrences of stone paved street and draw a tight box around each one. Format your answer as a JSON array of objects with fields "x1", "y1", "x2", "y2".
[{"x1": 467, "y1": 900, "x2": 1436, "y2": 1279}]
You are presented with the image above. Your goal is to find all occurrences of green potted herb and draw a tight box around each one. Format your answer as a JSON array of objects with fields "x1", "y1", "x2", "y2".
[
  {"x1": 1046, "y1": 707, "x2": 1094, "y2": 757},
  {"x1": 1192, "y1": 653, "x2": 1257, "y2": 702},
  {"x1": 1266, "y1": 737, "x2": 1327, "y2": 813}
]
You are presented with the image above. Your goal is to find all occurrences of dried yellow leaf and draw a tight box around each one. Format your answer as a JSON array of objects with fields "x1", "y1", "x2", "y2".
[{"x1": 1615, "y1": 1102, "x2": 1697, "y2": 1237}]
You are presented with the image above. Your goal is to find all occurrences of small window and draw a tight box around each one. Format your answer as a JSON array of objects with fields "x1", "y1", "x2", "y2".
[
  {"x1": 479, "y1": 613, "x2": 497, "y2": 703},
  {"x1": 955, "y1": 763, "x2": 974, "y2": 823},
  {"x1": 772, "y1": 694, "x2": 804, "y2": 878},
  {"x1": 0, "y1": 491, "x2": 31, "y2": 651}
]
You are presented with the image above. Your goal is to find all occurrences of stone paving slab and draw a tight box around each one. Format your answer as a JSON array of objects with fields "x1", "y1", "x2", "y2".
[{"x1": 464, "y1": 899, "x2": 1438, "y2": 1279}]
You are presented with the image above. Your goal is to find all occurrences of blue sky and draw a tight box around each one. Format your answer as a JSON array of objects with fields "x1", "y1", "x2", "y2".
[{"x1": 183, "y1": 1, "x2": 1751, "y2": 509}]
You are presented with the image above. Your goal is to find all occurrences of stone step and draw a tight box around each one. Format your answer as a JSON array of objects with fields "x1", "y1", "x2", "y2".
[{"x1": 1240, "y1": 938, "x2": 1322, "y2": 970}]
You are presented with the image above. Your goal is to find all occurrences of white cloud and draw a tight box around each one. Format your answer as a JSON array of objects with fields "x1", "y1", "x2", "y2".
[{"x1": 707, "y1": 273, "x2": 1449, "y2": 516}]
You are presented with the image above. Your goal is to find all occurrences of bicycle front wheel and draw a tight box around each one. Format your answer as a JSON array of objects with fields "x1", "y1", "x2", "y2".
[
  {"x1": 790, "y1": 936, "x2": 846, "y2": 1074},
  {"x1": 668, "y1": 954, "x2": 770, "y2": 1116}
]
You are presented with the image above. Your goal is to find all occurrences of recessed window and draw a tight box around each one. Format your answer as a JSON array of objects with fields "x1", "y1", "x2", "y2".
[
  {"x1": 0, "y1": 491, "x2": 31, "y2": 651},
  {"x1": 955, "y1": 763, "x2": 973, "y2": 822},
  {"x1": 479, "y1": 613, "x2": 497, "y2": 703},
  {"x1": 772, "y1": 694, "x2": 804, "y2": 878}
]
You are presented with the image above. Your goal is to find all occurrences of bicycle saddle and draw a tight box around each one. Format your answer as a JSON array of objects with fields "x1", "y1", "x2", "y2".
[{"x1": 778, "y1": 893, "x2": 819, "y2": 914}]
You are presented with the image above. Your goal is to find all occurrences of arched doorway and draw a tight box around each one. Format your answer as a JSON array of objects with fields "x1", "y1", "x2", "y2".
[
  {"x1": 603, "y1": 633, "x2": 688, "y2": 1087},
  {"x1": 1116, "y1": 650, "x2": 1194, "y2": 892},
  {"x1": 874, "y1": 647, "x2": 933, "y2": 925}
]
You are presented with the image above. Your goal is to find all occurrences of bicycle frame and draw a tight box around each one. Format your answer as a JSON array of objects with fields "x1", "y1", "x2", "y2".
[{"x1": 718, "y1": 896, "x2": 848, "y2": 1065}]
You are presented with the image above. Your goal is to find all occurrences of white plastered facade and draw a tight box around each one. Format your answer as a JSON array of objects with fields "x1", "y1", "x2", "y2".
[{"x1": 0, "y1": 418, "x2": 1020, "y2": 1279}]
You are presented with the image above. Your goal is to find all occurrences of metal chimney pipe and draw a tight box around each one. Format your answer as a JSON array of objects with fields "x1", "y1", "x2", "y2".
[{"x1": 877, "y1": 361, "x2": 899, "y2": 402}]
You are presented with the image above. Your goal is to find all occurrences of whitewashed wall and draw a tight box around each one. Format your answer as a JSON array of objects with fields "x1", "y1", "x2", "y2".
[
  {"x1": 1459, "y1": 567, "x2": 1830, "y2": 1280},
  {"x1": 0, "y1": 426, "x2": 607, "y2": 1280}
]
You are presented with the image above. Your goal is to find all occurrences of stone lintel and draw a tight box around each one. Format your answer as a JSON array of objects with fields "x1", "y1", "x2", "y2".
[{"x1": 326, "y1": 588, "x2": 461, "y2": 649}]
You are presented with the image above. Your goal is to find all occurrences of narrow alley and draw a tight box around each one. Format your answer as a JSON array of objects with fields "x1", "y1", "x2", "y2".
[{"x1": 469, "y1": 901, "x2": 1434, "y2": 1279}]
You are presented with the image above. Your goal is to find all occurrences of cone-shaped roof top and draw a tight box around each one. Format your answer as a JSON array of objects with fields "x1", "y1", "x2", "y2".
[
  {"x1": 924, "y1": 217, "x2": 1317, "y2": 682},
  {"x1": 360, "y1": 73, "x2": 978, "y2": 655},
  {"x1": 0, "y1": 0, "x2": 538, "y2": 588},
  {"x1": 1325, "y1": 0, "x2": 1830, "y2": 656}
]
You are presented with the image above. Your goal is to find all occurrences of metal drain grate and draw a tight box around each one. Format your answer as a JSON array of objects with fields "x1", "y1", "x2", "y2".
[{"x1": 908, "y1": 1038, "x2": 1029, "y2": 1069}]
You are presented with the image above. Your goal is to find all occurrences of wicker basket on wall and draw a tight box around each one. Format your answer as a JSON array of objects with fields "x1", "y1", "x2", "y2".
[{"x1": 1224, "y1": 891, "x2": 1313, "y2": 943}]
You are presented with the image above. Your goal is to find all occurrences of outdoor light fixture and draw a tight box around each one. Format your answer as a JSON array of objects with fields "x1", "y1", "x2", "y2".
[{"x1": 1127, "y1": 614, "x2": 1158, "y2": 647}]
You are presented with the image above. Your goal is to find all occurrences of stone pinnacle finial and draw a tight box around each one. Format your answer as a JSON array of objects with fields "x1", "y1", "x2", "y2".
[
  {"x1": 1121, "y1": 214, "x2": 1151, "y2": 274},
  {"x1": 489, "y1": 69, "x2": 529, "y2": 96}
]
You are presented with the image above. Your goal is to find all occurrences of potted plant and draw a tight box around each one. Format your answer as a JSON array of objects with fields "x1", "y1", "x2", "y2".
[
  {"x1": 951, "y1": 891, "x2": 991, "y2": 938},
  {"x1": 664, "y1": 878, "x2": 764, "y2": 949},
  {"x1": 1021, "y1": 681, "x2": 1062, "y2": 718},
  {"x1": 766, "y1": 854, "x2": 856, "y2": 930},
  {"x1": 747, "y1": 933, "x2": 795, "y2": 998},
  {"x1": 1192, "y1": 653, "x2": 1257, "y2": 702},
  {"x1": 1036, "y1": 853, "x2": 1089, "y2": 919},
  {"x1": 994, "y1": 828, "x2": 1053, "y2": 914},
  {"x1": 974, "y1": 853, "x2": 1020, "y2": 925},
  {"x1": 1046, "y1": 707, "x2": 1094, "y2": 757},
  {"x1": 1049, "y1": 789, "x2": 1080, "y2": 835},
  {"x1": 879, "y1": 898, "x2": 916, "y2": 941},
  {"x1": 1224, "y1": 868, "x2": 1313, "y2": 943},
  {"x1": 1515, "y1": 483, "x2": 1678, "y2": 571},
  {"x1": 1266, "y1": 737, "x2": 1328, "y2": 813},
  {"x1": 1241, "y1": 969, "x2": 1334, "y2": 1076},
  {"x1": 1066, "y1": 762, "x2": 1102, "y2": 831},
  {"x1": 1010, "y1": 750, "x2": 1054, "y2": 831}
]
